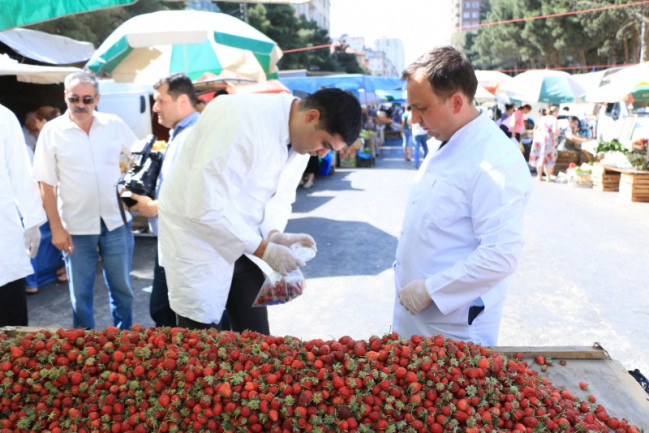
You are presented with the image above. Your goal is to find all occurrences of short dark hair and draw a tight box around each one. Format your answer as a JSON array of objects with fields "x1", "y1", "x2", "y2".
[
  {"x1": 402, "y1": 46, "x2": 478, "y2": 102},
  {"x1": 301, "y1": 88, "x2": 362, "y2": 146},
  {"x1": 154, "y1": 73, "x2": 198, "y2": 108},
  {"x1": 35, "y1": 106, "x2": 61, "y2": 122}
]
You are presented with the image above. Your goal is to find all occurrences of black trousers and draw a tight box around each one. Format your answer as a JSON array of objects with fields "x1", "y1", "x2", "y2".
[
  {"x1": 0, "y1": 278, "x2": 28, "y2": 327},
  {"x1": 176, "y1": 255, "x2": 269, "y2": 334}
]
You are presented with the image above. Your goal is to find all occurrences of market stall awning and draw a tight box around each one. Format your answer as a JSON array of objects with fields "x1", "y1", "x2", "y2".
[
  {"x1": 0, "y1": 53, "x2": 80, "y2": 84},
  {"x1": 0, "y1": 28, "x2": 94, "y2": 64},
  {"x1": 0, "y1": 0, "x2": 137, "y2": 31},
  {"x1": 279, "y1": 74, "x2": 380, "y2": 105}
]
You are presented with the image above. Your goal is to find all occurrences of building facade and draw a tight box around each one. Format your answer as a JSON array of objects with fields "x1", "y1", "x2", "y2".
[
  {"x1": 375, "y1": 38, "x2": 404, "y2": 77},
  {"x1": 451, "y1": 0, "x2": 482, "y2": 32},
  {"x1": 293, "y1": 0, "x2": 330, "y2": 32}
]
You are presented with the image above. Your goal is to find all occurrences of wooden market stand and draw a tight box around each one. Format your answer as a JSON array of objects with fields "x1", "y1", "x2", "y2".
[
  {"x1": 592, "y1": 163, "x2": 649, "y2": 202},
  {"x1": 494, "y1": 344, "x2": 649, "y2": 428}
]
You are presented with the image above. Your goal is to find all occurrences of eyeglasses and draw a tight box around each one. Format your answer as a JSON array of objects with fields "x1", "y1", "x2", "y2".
[{"x1": 67, "y1": 95, "x2": 96, "y2": 105}]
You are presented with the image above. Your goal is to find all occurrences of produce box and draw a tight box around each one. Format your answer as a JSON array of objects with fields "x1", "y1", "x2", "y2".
[
  {"x1": 619, "y1": 171, "x2": 649, "y2": 202},
  {"x1": 592, "y1": 163, "x2": 621, "y2": 192},
  {"x1": 338, "y1": 146, "x2": 356, "y2": 168},
  {"x1": 1, "y1": 327, "x2": 647, "y2": 432}
]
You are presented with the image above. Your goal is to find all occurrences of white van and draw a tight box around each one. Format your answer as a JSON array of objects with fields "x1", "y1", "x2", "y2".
[
  {"x1": 97, "y1": 80, "x2": 154, "y2": 139},
  {"x1": 595, "y1": 100, "x2": 649, "y2": 145}
]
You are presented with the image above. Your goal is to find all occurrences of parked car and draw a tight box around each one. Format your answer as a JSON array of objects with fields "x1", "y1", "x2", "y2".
[{"x1": 595, "y1": 100, "x2": 649, "y2": 145}]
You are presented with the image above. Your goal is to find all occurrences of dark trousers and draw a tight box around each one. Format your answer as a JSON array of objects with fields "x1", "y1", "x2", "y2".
[
  {"x1": 174, "y1": 255, "x2": 268, "y2": 333},
  {"x1": 149, "y1": 250, "x2": 176, "y2": 327},
  {"x1": 0, "y1": 278, "x2": 28, "y2": 326}
]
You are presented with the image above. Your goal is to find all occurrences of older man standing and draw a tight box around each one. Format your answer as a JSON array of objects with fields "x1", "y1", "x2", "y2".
[
  {"x1": 127, "y1": 73, "x2": 200, "y2": 327},
  {"x1": 394, "y1": 47, "x2": 531, "y2": 345},
  {"x1": 0, "y1": 103, "x2": 46, "y2": 326},
  {"x1": 33, "y1": 71, "x2": 138, "y2": 330}
]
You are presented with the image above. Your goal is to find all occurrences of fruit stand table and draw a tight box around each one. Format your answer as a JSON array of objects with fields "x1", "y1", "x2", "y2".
[
  {"x1": 592, "y1": 163, "x2": 649, "y2": 201},
  {"x1": 494, "y1": 344, "x2": 649, "y2": 429}
]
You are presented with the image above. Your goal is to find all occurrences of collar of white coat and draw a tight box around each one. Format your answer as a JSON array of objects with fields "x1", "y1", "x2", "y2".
[
  {"x1": 60, "y1": 109, "x2": 109, "y2": 130},
  {"x1": 433, "y1": 110, "x2": 488, "y2": 156}
]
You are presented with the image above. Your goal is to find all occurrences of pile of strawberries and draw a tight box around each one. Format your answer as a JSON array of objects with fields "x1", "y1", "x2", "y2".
[{"x1": 0, "y1": 327, "x2": 643, "y2": 433}]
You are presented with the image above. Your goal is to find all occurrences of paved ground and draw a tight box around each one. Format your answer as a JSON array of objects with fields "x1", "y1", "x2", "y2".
[{"x1": 26, "y1": 142, "x2": 649, "y2": 380}]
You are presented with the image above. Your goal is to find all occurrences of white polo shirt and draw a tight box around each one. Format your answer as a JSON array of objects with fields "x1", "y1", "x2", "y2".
[{"x1": 33, "y1": 110, "x2": 137, "y2": 235}]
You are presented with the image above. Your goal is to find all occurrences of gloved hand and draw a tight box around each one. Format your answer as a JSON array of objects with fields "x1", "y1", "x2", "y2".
[
  {"x1": 399, "y1": 279, "x2": 433, "y2": 314},
  {"x1": 262, "y1": 242, "x2": 305, "y2": 276},
  {"x1": 23, "y1": 225, "x2": 41, "y2": 259},
  {"x1": 269, "y1": 232, "x2": 316, "y2": 250}
]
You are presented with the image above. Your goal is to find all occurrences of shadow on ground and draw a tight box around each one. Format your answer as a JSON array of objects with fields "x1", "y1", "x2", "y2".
[{"x1": 287, "y1": 217, "x2": 397, "y2": 278}]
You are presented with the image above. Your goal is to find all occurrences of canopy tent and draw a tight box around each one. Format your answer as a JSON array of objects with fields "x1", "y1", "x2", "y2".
[
  {"x1": 278, "y1": 74, "x2": 406, "y2": 105},
  {"x1": 0, "y1": 0, "x2": 136, "y2": 31},
  {"x1": 586, "y1": 62, "x2": 649, "y2": 103},
  {"x1": 474, "y1": 70, "x2": 512, "y2": 94},
  {"x1": 499, "y1": 69, "x2": 586, "y2": 104},
  {"x1": 0, "y1": 28, "x2": 94, "y2": 65},
  {"x1": 0, "y1": 53, "x2": 80, "y2": 84}
]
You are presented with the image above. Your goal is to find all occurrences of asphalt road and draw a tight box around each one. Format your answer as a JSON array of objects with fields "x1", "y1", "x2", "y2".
[{"x1": 25, "y1": 142, "x2": 649, "y2": 381}]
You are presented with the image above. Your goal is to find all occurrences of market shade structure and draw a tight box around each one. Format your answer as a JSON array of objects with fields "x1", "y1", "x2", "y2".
[
  {"x1": 0, "y1": 53, "x2": 80, "y2": 84},
  {"x1": 585, "y1": 62, "x2": 649, "y2": 103},
  {"x1": 499, "y1": 69, "x2": 586, "y2": 104},
  {"x1": 0, "y1": 0, "x2": 136, "y2": 31},
  {"x1": 85, "y1": 10, "x2": 282, "y2": 84},
  {"x1": 280, "y1": 74, "x2": 379, "y2": 105},
  {"x1": 0, "y1": 28, "x2": 95, "y2": 65},
  {"x1": 474, "y1": 69, "x2": 512, "y2": 94}
]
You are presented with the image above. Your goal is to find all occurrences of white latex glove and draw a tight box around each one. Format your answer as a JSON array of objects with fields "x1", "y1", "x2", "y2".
[
  {"x1": 261, "y1": 242, "x2": 305, "y2": 276},
  {"x1": 269, "y1": 232, "x2": 316, "y2": 250},
  {"x1": 23, "y1": 225, "x2": 41, "y2": 259},
  {"x1": 399, "y1": 279, "x2": 433, "y2": 314}
]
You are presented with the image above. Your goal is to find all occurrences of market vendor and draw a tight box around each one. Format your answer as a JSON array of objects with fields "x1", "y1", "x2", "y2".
[
  {"x1": 158, "y1": 88, "x2": 361, "y2": 332},
  {"x1": 563, "y1": 116, "x2": 591, "y2": 149},
  {"x1": 393, "y1": 47, "x2": 532, "y2": 345}
]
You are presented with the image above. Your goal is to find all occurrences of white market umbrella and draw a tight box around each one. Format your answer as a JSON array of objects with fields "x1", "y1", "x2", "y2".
[
  {"x1": 474, "y1": 85, "x2": 496, "y2": 103},
  {"x1": 0, "y1": 53, "x2": 80, "y2": 84},
  {"x1": 474, "y1": 69, "x2": 512, "y2": 94},
  {"x1": 499, "y1": 69, "x2": 586, "y2": 104},
  {"x1": 586, "y1": 62, "x2": 649, "y2": 103},
  {"x1": 85, "y1": 10, "x2": 282, "y2": 84}
]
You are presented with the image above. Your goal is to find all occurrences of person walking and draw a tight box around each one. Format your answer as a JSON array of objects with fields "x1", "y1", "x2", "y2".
[
  {"x1": 158, "y1": 88, "x2": 361, "y2": 332},
  {"x1": 508, "y1": 103, "x2": 532, "y2": 146},
  {"x1": 412, "y1": 120, "x2": 429, "y2": 169},
  {"x1": 401, "y1": 105, "x2": 413, "y2": 161},
  {"x1": 0, "y1": 103, "x2": 47, "y2": 326},
  {"x1": 529, "y1": 105, "x2": 560, "y2": 181},
  {"x1": 394, "y1": 46, "x2": 532, "y2": 345},
  {"x1": 33, "y1": 71, "x2": 138, "y2": 330},
  {"x1": 127, "y1": 73, "x2": 200, "y2": 327}
]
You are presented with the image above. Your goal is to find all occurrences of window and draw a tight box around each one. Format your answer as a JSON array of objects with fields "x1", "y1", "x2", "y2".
[
  {"x1": 463, "y1": 11, "x2": 470, "y2": 18},
  {"x1": 464, "y1": 2, "x2": 470, "y2": 8},
  {"x1": 472, "y1": 11, "x2": 479, "y2": 18},
  {"x1": 473, "y1": 1, "x2": 480, "y2": 7}
]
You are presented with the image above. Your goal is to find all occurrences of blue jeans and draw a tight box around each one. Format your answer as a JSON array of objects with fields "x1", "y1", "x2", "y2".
[
  {"x1": 402, "y1": 129, "x2": 412, "y2": 149},
  {"x1": 149, "y1": 249, "x2": 176, "y2": 327},
  {"x1": 413, "y1": 134, "x2": 429, "y2": 168},
  {"x1": 64, "y1": 220, "x2": 134, "y2": 329}
]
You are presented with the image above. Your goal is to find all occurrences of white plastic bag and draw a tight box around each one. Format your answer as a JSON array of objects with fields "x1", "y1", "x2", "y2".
[{"x1": 252, "y1": 243, "x2": 316, "y2": 307}]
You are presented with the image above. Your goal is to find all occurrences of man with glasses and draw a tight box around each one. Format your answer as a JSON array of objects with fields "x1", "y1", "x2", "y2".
[{"x1": 33, "y1": 71, "x2": 138, "y2": 330}]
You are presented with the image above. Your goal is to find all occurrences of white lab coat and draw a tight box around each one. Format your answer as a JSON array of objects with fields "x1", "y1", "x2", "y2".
[
  {"x1": 0, "y1": 104, "x2": 47, "y2": 287},
  {"x1": 393, "y1": 112, "x2": 532, "y2": 345},
  {"x1": 158, "y1": 93, "x2": 309, "y2": 324}
]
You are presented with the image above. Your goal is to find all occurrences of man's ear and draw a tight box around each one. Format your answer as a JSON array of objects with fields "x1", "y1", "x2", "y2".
[
  {"x1": 450, "y1": 93, "x2": 464, "y2": 114},
  {"x1": 304, "y1": 108, "x2": 321, "y2": 123}
]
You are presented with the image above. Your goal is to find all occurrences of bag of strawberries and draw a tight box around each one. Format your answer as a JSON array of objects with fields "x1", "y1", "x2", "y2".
[{"x1": 253, "y1": 243, "x2": 316, "y2": 307}]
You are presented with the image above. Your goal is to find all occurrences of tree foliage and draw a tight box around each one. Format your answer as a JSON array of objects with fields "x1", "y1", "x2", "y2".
[{"x1": 466, "y1": 0, "x2": 649, "y2": 71}]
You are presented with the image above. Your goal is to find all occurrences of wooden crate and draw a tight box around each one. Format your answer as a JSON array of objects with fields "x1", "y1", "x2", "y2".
[
  {"x1": 592, "y1": 163, "x2": 621, "y2": 191},
  {"x1": 620, "y1": 171, "x2": 649, "y2": 202}
]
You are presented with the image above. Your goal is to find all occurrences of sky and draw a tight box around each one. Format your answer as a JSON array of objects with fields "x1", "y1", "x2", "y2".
[{"x1": 328, "y1": 0, "x2": 453, "y2": 66}]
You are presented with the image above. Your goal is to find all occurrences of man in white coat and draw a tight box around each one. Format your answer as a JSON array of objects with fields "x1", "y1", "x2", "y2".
[
  {"x1": 159, "y1": 88, "x2": 362, "y2": 331},
  {"x1": 0, "y1": 103, "x2": 47, "y2": 326},
  {"x1": 394, "y1": 46, "x2": 532, "y2": 345}
]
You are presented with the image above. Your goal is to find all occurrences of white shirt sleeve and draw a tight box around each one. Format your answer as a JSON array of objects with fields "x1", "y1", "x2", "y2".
[
  {"x1": 3, "y1": 108, "x2": 46, "y2": 230},
  {"x1": 260, "y1": 152, "x2": 309, "y2": 238},
  {"x1": 424, "y1": 162, "x2": 529, "y2": 315}
]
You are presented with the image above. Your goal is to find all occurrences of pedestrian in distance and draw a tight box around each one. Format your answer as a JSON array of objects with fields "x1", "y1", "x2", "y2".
[
  {"x1": 33, "y1": 71, "x2": 138, "y2": 330},
  {"x1": 158, "y1": 88, "x2": 362, "y2": 332},
  {"x1": 126, "y1": 73, "x2": 200, "y2": 328},
  {"x1": 0, "y1": 103, "x2": 47, "y2": 326},
  {"x1": 394, "y1": 46, "x2": 532, "y2": 345}
]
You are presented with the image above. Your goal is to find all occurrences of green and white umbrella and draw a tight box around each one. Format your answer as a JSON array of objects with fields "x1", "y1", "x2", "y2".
[
  {"x1": 499, "y1": 69, "x2": 586, "y2": 104},
  {"x1": 0, "y1": 0, "x2": 136, "y2": 31},
  {"x1": 85, "y1": 10, "x2": 282, "y2": 84}
]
